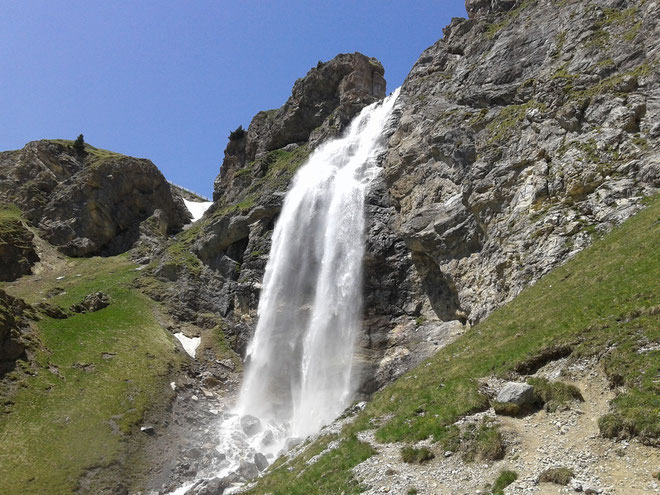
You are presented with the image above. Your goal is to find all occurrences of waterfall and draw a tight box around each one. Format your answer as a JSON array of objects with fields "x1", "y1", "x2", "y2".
[
  {"x1": 171, "y1": 90, "x2": 400, "y2": 494},
  {"x1": 237, "y1": 88, "x2": 400, "y2": 441}
]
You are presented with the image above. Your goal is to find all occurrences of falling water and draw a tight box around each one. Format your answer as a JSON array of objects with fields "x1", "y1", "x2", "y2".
[
  {"x1": 172, "y1": 89, "x2": 400, "y2": 494},
  {"x1": 237, "y1": 88, "x2": 400, "y2": 441}
]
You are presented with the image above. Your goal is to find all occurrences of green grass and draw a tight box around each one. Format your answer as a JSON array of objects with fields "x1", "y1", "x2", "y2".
[
  {"x1": 491, "y1": 470, "x2": 518, "y2": 495},
  {"x1": 0, "y1": 256, "x2": 181, "y2": 494},
  {"x1": 244, "y1": 435, "x2": 375, "y2": 495},
  {"x1": 0, "y1": 203, "x2": 22, "y2": 222},
  {"x1": 528, "y1": 377, "x2": 583, "y2": 412}
]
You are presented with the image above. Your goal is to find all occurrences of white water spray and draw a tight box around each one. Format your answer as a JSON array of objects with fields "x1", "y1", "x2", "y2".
[{"x1": 237, "y1": 88, "x2": 400, "y2": 442}]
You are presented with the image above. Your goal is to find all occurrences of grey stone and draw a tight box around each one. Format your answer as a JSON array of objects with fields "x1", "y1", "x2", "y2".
[
  {"x1": 496, "y1": 382, "x2": 536, "y2": 407},
  {"x1": 240, "y1": 415, "x2": 261, "y2": 436},
  {"x1": 254, "y1": 452, "x2": 269, "y2": 471}
]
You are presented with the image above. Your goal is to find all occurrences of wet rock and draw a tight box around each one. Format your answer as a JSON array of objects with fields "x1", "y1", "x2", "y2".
[
  {"x1": 240, "y1": 414, "x2": 262, "y2": 436},
  {"x1": 261, "y1": 429, "x2": 275, "y2": 447},
  {"x1": 238, "y1": 459, "x2": 259, "y2": 480},
  {"x1": 254, "y1": 452, "x2": 269, "y2": 471}
]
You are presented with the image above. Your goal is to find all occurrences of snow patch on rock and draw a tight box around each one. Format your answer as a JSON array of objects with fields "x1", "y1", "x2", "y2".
[{"x1": 183, "y1": 199, "x2": 213, "y2": 222}]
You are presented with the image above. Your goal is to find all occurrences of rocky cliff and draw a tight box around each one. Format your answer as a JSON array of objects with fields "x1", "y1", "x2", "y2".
[
  {"x1": 384, "y1": 0, "x2": 659, "y2": 326},
  {"x1": 0, "y1": 140, "x2": 190, "y2": 256}
]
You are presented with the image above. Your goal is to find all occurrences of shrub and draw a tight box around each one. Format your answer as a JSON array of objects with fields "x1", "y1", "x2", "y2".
[
  {"x1": 229, "y1": 125, "x2": 245, "y2": 140},
  {"x1": 462, "y1": 420, "x2": 505, "y2": 462},
  {"x1": 539, "y1": 467, "x2": 574, "y2": 485},
  {"x1": 73, "y1": 134, "x2": 85, "y2": 154},
  {"x1": 400, "y1": 446, "x2": 435, "y2": 464}
]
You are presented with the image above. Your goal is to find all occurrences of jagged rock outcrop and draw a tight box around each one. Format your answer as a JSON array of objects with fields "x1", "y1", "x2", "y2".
[
  {"x1": 0, "y1": 290, "x2": 36, "y2": 376},
  {"x1": 384, "y1": 0, "x2": 659, "y2": 324},
  {"x1": 0, "y1": 140, "x2": 190, "y2": 256},
  {"x1": 0, "y1": 215, "x2": 39, "y2": 281},
  {"x1": 213, "y1": 52, "x2": 386, "y2": 201}
]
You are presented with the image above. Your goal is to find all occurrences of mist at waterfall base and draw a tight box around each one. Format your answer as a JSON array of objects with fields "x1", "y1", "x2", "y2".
[{"x1": 174, "y1": 89, "x2": 400, "y2": 493}]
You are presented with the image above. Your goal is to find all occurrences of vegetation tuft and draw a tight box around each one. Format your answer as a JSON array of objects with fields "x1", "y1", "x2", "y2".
[
  {"x1": 539, "y1": 466, "x2": 574, "y2": 485},
  {"x1": 490, "y1": 470, "x2": 518, "y2": 495},
  {"x1": 528, "y1": 377, "x2": 583, "y2": 412},
  {"x1": 400, "y1": 446, "x2": 435, "y2": 464}
]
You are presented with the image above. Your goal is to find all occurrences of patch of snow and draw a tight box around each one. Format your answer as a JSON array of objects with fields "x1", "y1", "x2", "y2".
[
  {"x1": 183, "y1": 199, "x2": 213, "y2": 222},
  {"x1": 174, "y1": 332, "x2": 201, "y2": 358},
  {"x1": 56, "y1": 276, "x2": 65, "y2": 280}
]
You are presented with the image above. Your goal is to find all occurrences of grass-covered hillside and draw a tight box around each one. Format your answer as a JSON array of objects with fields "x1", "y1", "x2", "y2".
[
  {"x1": 0, "y1": 254, "x2": 182, "y2": 494},
  {"x1": 246, "y1": 194, "x2": 660, "y2": 494}
]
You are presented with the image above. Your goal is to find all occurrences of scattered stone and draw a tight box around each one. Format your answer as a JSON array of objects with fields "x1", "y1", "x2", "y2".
[
  {"x1": 238, "y1": 459, "x2": 259, "y2": 480},
  {"x1": 35, "y1": 301, "x2": 69, "y2": 319},
  {"x1": 140, "y1": 425, "x2": 155, "y2": 435}
]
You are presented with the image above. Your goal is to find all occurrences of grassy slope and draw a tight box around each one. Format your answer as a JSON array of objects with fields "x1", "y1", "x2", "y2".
[
  {"x1": 0, "y1": 255, "x2": 181, "y2": 494},
  {"x1": 248, "y1": 195, "x2": 659, "y2": 493}
]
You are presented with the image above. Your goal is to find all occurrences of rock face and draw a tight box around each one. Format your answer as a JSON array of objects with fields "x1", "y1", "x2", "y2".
[
  {"x1": 212, "y1": 52, "x2": 386, "y2": 201},
  {"x1": 0, "y1": 140, "x2": 190, "y2": 256},
  {"x1": 383, "y1": 0, "x2": 659, "y2": 323},
  {"x1": 0, "y1": 215, "x2": 39, "y2": 282},
  {"x1": 0, "y1": 290, "x2": 35, "y2": 376}
]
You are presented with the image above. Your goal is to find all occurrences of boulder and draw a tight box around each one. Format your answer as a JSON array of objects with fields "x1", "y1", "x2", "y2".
[
  {"x1": 70, "y1": 292, "x2": 110, "y2": 313},
  {"x1": 0, "y1": 217, "x2": 39, "y2": 282},
  {"x1": 0, "y1": 289, "x2": 35, "y2": 375},
  {"x1": 496, "y1": 382, "x2": 536, "y2": 407},
  {"x1": 254, "y1": 452, "x2": 268, "y2": 471},
  {"x1": 238, "y1": 459, "x2": 259, "y2": 480},
  {"x1": 239, "y1": 414, "x2": 262, "y2": 436}
]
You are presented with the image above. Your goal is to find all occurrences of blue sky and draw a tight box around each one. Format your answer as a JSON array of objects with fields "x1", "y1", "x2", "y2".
[{"x1": 1, "y1": 1, "x2": 467, "y2": 198}]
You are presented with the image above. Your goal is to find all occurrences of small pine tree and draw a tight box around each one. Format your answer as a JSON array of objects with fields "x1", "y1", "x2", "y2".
[{"x1": 73, "y1": 134, "x2": 85, "y2": 154}]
